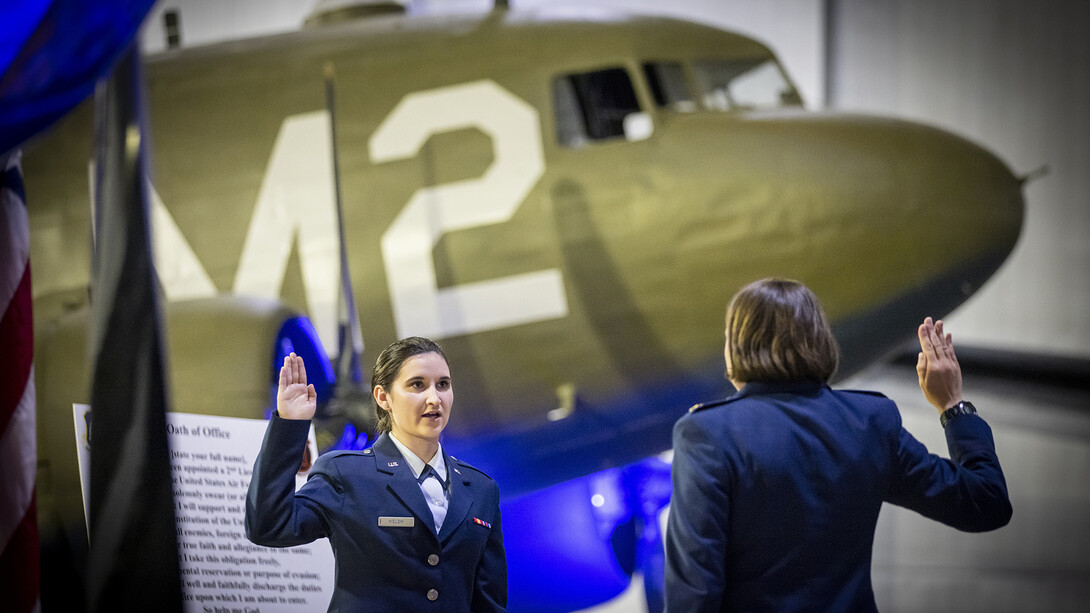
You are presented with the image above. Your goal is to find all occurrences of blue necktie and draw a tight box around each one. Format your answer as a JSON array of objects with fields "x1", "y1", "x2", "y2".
[{"x1": 417, "y1": 464, "x2": 448, "y2": 489}]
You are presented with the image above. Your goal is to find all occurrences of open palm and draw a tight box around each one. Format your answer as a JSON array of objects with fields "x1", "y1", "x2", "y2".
[{"x1": 277, "y1": 352, "x2": 317, "y2": 420}]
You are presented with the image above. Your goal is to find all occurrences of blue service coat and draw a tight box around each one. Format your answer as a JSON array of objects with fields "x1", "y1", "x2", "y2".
[
  {"x1": 245, "y1": 414, "x2": 506, "y2": 612},
  {"x1": 664, "y1": 381, "x2": 1012, "y2": 612}
]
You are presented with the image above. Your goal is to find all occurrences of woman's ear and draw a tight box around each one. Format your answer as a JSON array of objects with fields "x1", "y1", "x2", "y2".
[{"x1": 373, "y1": 385, "x2": 390, "y2": 411}]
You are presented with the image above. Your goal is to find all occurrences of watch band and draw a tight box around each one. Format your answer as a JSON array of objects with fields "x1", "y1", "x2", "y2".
[{"x1": 940, "y1": 400, "x2": 977, "y2": 428}]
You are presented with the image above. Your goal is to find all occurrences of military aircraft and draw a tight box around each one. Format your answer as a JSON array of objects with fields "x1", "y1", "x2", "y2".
[{"x1": 23, "y1": 1, "x2": 1024, "y2": 611}]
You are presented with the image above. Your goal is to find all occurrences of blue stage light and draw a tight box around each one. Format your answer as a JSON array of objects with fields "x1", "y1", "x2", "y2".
[{"x1": 502, "y1": 456, "x2": 673, "y2": 612}]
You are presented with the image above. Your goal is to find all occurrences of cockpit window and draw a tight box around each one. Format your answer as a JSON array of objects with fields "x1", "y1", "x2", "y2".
[
  {"x1": 692, "y1": 58, "x2": 802, "y2": 111},
  {"x1": 642, "y1": 62, "x2": 696, "y2": 111},
  {"x1": 554, "y1": 67, "x2": 642, "y2": 147}
]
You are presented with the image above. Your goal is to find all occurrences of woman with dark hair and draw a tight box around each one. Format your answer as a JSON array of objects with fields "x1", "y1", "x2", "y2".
[
  {"x1": 665, "y1": 278, "x2": 1012, "y2": 612},
  {"x1": 246, "y1": 337, "x2": 506, "y2": 612}
]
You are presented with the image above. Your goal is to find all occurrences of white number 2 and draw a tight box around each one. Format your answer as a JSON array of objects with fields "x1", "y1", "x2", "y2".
[{"x1": 370, "y1": 80, "x2": 568, "y2": 339}]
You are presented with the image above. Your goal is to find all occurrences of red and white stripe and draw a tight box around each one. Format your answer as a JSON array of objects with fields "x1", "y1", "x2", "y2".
[{"x1": 0, "y1": 148, "x2": 40, "y2": 613}]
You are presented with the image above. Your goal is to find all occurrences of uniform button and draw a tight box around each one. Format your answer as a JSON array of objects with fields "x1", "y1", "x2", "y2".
[
  {"x1": 427, "y1": 554, "x2": 439, "y2": 566},
  {"x1": 427, "y1": 589, "x2": 439, "y2": 601}
]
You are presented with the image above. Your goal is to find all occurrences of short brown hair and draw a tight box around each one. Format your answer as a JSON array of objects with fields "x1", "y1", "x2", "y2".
[
  {"x1": 371, "y1": 336, "x2": 448, "y2": 433},
  {"x1": 726, "y1": 278, "x2": 839, "y2": 384}
]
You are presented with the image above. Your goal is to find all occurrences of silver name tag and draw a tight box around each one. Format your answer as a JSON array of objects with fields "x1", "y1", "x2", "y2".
[{"x1": 378, "y1": 516, "x2": 415, "y2": 528}]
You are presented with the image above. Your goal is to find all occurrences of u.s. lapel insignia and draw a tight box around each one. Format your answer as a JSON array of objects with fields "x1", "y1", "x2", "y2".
[
  {"x1": 387, "y1": 461, "x2": 399, "y2": 467},
  {"x1": 453, "y1": 467, "x2": 461, "y2": 475}
]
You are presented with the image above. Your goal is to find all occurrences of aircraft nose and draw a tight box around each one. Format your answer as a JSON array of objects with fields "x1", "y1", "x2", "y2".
[
  {"x1": 794, "y1": 114, "x2": 1025, "y2": 300},
  {"x1": 798, "y1": 114, "x2": 1025, "y2": 373},
  {"x1": 713, "y1": 114, "x2": 1028, "y2": 376},
  {"x1": 700, "y1": 111, "x2": 1026, "y2": 375},
  {"x1": 893, "y1": 120, "x2": 1024, "y2": 265}
]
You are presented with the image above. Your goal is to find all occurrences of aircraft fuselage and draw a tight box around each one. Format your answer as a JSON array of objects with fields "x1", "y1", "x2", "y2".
[{"x1": 24, "y1": 9, "x2": 1022, "y2": 491}]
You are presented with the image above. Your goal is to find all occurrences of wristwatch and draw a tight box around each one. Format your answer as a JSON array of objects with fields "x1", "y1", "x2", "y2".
[{"x1": 940, "y1": 400, "x2": 977, "y2": 428}]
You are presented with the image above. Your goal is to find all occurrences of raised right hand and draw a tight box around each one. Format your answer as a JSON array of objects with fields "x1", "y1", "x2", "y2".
[
  {"x1": 277, "y1": 352, "x2": 317, "y2": 420},
  {"x1": 915, "y1": 317, "x2": 963, "y2": 413}
]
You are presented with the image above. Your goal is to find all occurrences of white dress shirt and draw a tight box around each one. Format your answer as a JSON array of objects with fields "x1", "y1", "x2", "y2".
[{"x1": 388, "y1": 433, "x2": 449, "y2": 533}]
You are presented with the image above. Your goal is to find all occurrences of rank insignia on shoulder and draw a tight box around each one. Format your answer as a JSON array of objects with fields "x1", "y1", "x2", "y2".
[
  {"x1": 473, "y1": 517, "x2": 491, "y2": 529},
  {"x1": 689, "y1": 398, "x2": 733, "y2": 413}
]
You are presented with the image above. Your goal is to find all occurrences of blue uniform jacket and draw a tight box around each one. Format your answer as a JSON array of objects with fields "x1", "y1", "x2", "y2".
[
  {"x1": 664, "y1": 381, "x2": 1012, "y2": 612},
  {"x1": 245, "y1": 414, "x2": 506, "y2": 612}
]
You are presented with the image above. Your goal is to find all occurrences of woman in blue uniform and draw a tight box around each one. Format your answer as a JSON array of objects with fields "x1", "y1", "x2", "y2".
[
  {"x1": 246, "y1": 336, "x2": 506, "y2": 612},
  {"x1": 665, "y1": 278, "x2": 1012, "y2": 612}
]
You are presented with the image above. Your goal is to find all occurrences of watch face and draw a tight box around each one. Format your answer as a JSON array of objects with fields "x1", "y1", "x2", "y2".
[{"x1": 941, "y1": 402, "x2": 976, "y2": 427}]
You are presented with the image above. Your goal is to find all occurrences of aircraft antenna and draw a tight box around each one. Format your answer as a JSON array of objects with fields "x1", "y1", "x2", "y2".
[
  {"x1": 321, "y1": 61, "x2": 374, "y2": 445},
  {"x1": 1019, "y1": 164, "x2": 1050, "y2": 186}
]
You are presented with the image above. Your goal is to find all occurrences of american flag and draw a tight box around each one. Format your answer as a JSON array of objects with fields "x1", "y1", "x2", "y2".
[{"x1": 0, "y1": 149, "x2": 39, "y2": 613}]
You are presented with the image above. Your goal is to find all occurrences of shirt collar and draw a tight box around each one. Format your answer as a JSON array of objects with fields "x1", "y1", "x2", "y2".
[
  {"x1": 388, "y1": 432, "x2": 447, "y2": 481},
  {"x1": 734, "y1": 379, "x2": 827, "y2": 398}
]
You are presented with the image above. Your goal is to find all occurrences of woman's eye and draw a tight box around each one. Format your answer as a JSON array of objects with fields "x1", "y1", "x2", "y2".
[{"x1": 437, "y1": 381, "x2": 450, "y2": 390}]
